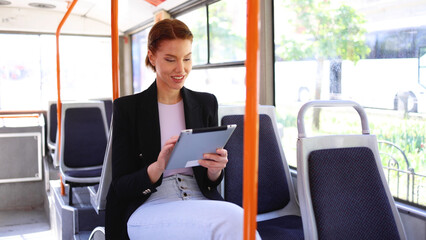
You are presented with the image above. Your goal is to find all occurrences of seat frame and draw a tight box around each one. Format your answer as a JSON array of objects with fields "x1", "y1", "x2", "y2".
[
  {"x1": 296, "y1": 100, "x2": 406, "y2": 240},
  {"x1": 88, "y1": 116, "x2": 113, "y2": 214}
]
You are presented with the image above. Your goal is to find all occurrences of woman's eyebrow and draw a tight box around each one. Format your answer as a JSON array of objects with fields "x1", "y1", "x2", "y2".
[{"x1": 164, "y1": 52, "x2": 192, "y2": 58}]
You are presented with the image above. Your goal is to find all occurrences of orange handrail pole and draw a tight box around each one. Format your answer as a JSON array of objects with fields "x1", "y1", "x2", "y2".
[
  {"x1": 56, "y1": 0, "x2": 79, "y2": 196},
  {"x1": 0, "y1": 115, "x2": 39, "y2": 118},
  {"x1": 243, "y1": 0, "x2": 260, "y2": 240},
  {"x1": 111, "y1": 0, "x2": 120, "y2": 100}
]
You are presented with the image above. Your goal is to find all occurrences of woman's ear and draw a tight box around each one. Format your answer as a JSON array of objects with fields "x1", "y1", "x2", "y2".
[{"x1": 148, "y1": 50, "x2": 156, "y2": 67}]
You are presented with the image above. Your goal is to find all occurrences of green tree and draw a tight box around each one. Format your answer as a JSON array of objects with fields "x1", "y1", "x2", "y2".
[
  {"x1": 208, "y1": 0, "x2": 246, "y2": 63},
  {"x1": 277, "y1": 0, "x2": 370, "y2": 129}
]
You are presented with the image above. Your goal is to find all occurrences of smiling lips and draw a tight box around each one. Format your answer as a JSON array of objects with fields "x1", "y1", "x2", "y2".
[{"x1": 171, "y1": 75, "x2": 185, "y2": 83}]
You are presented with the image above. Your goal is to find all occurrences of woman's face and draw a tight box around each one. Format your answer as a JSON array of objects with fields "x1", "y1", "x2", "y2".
[{"x1": 148, "y1": 39, "x2": 192, "y2": 92}]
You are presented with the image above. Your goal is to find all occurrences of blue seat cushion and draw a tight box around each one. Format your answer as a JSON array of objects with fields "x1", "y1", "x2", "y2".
[
  {"x1": 222, "y1": 114, "x2": 290, "y2": 214},
  {"x1": 309, "y1": 147, "x2": 400, "y2": 239},
  {"x1": 64, "y1": 107, "x2": 107, "y2": 168},
  {"x1": 257, "y1": 215, "x2": 304, "y2": 240},
  {"x1": 65, "y1": 168, "x2": 102, "y2": 178},
  {"x1": 49, "y1": 103, "x2": 57, "y2": 143}
]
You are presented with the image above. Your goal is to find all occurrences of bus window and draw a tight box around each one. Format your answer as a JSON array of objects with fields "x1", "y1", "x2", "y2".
[
  {"x1": 52, "y1": 35, "x2": 112, "y2": 101},
  {"x1": 0, "y1": 33, "x2": 112, "y2": 110},
  {"x1": 274, "y1": 0, "x2": 425, "y2": 208},
  {"x1": 132, "y1": 27, "x2": 155, "y2": 93},
  {"x1": 132, "y1": 0, "x2": 247, "y2": 104},
  {"x1": 0, "y1": 34, "x2": 42, "y2": 110},
  {"x1": 375, "y1": 29, "x2": 416, "y2": 58},
  {"x1": 420, "y1": 47, "x2": 426, "y2": 88},
  {"x1": 187, "y1": 67, "x2": 246, "y2": 105},
  {"x1": 177, "y1": 6, "x2": 208, "y2": 65},
  {"x1": 207, "y1": 0, "x2": 246, "y2": 63}
]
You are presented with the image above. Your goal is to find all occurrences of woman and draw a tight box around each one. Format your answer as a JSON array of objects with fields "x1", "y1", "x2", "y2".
[{"x1": 105, "y1": 19, "x2": 254, "y2": 240}]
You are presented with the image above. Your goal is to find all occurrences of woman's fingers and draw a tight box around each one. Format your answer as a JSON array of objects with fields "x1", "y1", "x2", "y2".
[
  {"x1": 198, "y1": 148, "x2": 228, "y2": 169},
  {"x1": 198, "y1": 159, "x2": 226, "y2": 169},
  {"x1": 156, "y1": 136, "x2": 180, "y2": 170},
  {"x1": 164, "y1": 135, "x2": 179, "y2": 146},
  {"x1": 216, "y1": 148, "x2": 228, "y2": 157}
]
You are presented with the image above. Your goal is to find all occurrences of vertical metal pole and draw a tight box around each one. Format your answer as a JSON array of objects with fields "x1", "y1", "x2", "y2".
[
  {"x1": 56, "y1": 0, "x2": 79, "y2": 196},
  {"x1": 111, "y1": 0, "x2": 120, "y2": 100},
  {"x1": 244, "y1": 0, "x2": 260, "y2": 239}
]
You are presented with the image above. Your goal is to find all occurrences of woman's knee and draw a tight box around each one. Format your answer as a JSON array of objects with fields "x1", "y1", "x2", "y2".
[{"x1": 127, "y1": 201, "x2": 249, "y2": 240}]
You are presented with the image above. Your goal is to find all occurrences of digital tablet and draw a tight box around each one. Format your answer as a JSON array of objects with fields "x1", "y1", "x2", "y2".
[{"x1": 165, "y1": 124, "x2": 237, "y2": 170}]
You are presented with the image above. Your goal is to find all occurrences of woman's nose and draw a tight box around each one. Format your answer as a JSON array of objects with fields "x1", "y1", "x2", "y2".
[{"x1": 175, "y1": 60, "x2": 184, "y2": 72}]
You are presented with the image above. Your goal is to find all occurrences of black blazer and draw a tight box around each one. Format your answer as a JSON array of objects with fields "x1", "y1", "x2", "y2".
[{"x1": 105, "y1": 81, "x2": 224, "y2": 239}]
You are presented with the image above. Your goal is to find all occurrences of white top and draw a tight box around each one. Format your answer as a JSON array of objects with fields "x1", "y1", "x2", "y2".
[{"x1": 158, "y1": 100, "x2": 193, "y2": 177}]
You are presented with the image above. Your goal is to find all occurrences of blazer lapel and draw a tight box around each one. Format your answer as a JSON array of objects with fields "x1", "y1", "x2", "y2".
[{"x1": 137, "y1": 82, "x2": 161, "y2": 161}]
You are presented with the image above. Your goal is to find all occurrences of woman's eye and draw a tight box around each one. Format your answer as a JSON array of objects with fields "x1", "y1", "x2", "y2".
[
  {"x1": 165, "y1": 58, "x2": 174, "y2": 62},
  {"x1": 184, "y1": 58, "x2": 191, "y2": 62}
]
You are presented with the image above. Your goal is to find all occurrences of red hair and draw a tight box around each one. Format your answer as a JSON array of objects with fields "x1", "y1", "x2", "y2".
[{"x1": 145, "y1": 19, "x2": 193, "y2": 71}]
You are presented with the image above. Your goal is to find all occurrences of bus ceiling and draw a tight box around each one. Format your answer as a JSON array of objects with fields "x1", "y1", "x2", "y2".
[{"x1": 0, "y1": 0, "x2": 192, "y2": 35}]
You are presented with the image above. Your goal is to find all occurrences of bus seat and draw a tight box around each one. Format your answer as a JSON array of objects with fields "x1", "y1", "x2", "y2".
[
  {"x1": 89, "y1": 98, "x2": 112, "y2": 131},
  {"x1": 296, "y1": 100, "x2": 407, "y2": 240},
  {"x1": 88, "y1": 116, "x2": 113, "y2": 214},
  {"x1": 93, "y1": 98, "x2": 113, "y2": 131},
  {"x1": 219, "y1": 105, "x2": 304, "y2": 240},
  {"x1": 59, "y1": 101, "x2": 109, "y2": 206},
  {"x1": 102, "y1": 99, "x2": 112, "y2": 130},
  {"x1": 47, "y1": 101, "x2": 58, "y2": 166}
]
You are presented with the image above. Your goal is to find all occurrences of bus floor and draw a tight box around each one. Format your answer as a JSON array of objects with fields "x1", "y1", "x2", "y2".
[
  {"x1": 0, "y1": 207, "x2": 55, "y2": 239},
  {"x1": 0, "y1": 154, "x2": 102, "y2": 240},
  {"x1": 0, "y1": 156, "x2": 56, "y2": 239}
]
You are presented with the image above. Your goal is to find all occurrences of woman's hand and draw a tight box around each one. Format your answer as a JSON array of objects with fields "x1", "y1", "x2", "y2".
[
  {"x1": 198, "y1": 148, "x2": 228, "y2": 182},
  {"x1": 148, "y1": 136, "x2": 179, "y2": 183}
]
